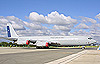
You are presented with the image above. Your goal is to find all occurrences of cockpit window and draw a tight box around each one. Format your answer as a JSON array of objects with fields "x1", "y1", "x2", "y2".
[{"x1": 88, "y1": 37, "x2": 92, "y2": 40}]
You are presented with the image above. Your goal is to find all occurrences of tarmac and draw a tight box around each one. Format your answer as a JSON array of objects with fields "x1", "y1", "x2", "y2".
[
  {"x1": 46, "y1": 49, "x2": 100, "y2": 64},
  {"x1": 0, "y1": 47, "x2": 82, "y2": 64},
  {"x1": 68, "y1": 50, "x2": 100, "y2": 64},
  {"x1": 0, "y1": 47, "x2": 98, "y2": 64}
]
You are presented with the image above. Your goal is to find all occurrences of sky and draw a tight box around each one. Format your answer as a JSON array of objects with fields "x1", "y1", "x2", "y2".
[
  {"x1": 0, "y1": 0, "x2": 100, "y2": 18},
  {"x1": 0, "y1": 0, "x2": 100, "y2": 43}
]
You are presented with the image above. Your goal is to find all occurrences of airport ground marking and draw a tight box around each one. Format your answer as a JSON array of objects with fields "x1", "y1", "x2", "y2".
[{"x1": 45, "y1": 50, "x2": 87, "y2": 64}]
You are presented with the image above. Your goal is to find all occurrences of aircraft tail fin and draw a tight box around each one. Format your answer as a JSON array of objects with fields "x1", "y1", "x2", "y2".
[{"x1": 7, "y1": 23, "x2": 18, "y2": 38}]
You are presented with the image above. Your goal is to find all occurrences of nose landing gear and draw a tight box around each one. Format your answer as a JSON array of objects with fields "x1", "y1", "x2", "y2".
[{"x1": 81, "y1": 46, "x2": 85, "y2": 49}]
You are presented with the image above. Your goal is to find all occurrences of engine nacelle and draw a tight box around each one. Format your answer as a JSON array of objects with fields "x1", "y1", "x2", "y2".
[
  {"x1": 45, "y1": 42, "x2": 49, "y2": 47},
  {"x1": 36, "y1": 42, "x2": 49, "y2": 49},
  {"x1": 36, "y1": 41, "x2": 49, "y2": 47},
  {"x1": 26, "y1": 40, "x2": 30, "y2": 45}
]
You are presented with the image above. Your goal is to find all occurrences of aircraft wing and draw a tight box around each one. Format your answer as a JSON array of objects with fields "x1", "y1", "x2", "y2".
[
  {"x1": 26, "y1": 39, "x2": 60, "y2": 46},
  {"x1": 0, "y1": 37, "x2": 18, "y2": 41},
  {"x1": 48, "y1": 40, "x2": 61, "y2": 46}
]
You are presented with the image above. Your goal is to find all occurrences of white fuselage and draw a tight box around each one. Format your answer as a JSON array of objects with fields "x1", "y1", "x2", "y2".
[{"x1": 16, "y1": 36, "x2": 96, "y2": 45}]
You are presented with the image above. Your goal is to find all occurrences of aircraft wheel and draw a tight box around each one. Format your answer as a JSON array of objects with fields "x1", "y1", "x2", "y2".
[
  {"x1": 36, "y1": 46, "x2": 41, "y2": 49},
  {"x1": 46, "y1": 47, "x2": 49, "y2": 49},
  {"x1": 36, "y1": 46, "x2": 49, "y2": 49},
  {"x1": 81, "y1": 46, "x2": 85, "y2": 49}
]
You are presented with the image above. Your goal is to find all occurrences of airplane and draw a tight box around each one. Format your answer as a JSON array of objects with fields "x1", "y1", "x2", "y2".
[{"x1": 2, "y1": 23, "x2": 96, "y2": 49}]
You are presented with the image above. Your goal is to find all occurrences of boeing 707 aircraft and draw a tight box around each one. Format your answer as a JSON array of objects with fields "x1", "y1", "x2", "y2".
[{"x1": 1, "y1": 23, "x2": 96, "y2": 49}]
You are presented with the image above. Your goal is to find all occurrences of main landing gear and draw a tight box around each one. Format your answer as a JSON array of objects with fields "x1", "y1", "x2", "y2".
[{"x1": 36, "y1": 46, "x2": 49, "y2": 49}]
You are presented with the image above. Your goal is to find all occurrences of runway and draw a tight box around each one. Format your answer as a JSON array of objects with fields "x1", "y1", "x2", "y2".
[{"x1": 0, "y1": 47, "x2": 97, "y2": 64}]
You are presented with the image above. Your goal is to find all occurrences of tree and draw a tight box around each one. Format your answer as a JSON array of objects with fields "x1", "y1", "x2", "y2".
[
  {"x1": 1, "y1": 42, "x2": 9, "y2": 46},
  {"x1": 13, "y1": 43, "x2": 18, "y2": 46},
  {"x1": 9, "y1": 42, "x2": 12, "y2": 45}
]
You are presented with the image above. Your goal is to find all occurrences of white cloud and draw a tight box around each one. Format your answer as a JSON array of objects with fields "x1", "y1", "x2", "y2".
[
  {"x1": 75, "y1": 23, "x2": 89, "y2": 29},
  {"x1": 88, "y1": 23, "x2": 100, "y2": 31},
  {"x1": 27, "y1": 11, "x2": 78, "y2": 36},
  {"x1": 0, "y1": 18, "x2": 9, "y2": 24},
  {"x1": 95, "y1": 23, "x2": 100, "y2": 28},
  {"x1": 72, "y1": 30, "x2": 90, "y2": 36},
  {"x1": 60, "y1": 32, "x2": 66, "y2": 36},
  {"x1": 45, "y1": 11, "x2": 77, "y2": 25},
  {"x1": 24, "y1": 21, "x2": 47, "y2": 30},
  {"x1": 0, "y1": 16, "x2": 25, "y2": 30},
  {"x1": 36, "y1": 30, "x2": 43, "y2": 34},
  {"x1": 6, "y1": 16, "x2": 24, "y2": 25},
  {"x1": 28, "y1": 11, "x2": 77, "y2": 25},
  {"x1": 53, "y1": 25, "x2": 71, "y2": 31},
  {"x1": 12, "y1": 24, "x2": 25, "y2": 30},
  {"x1": 29, "y1": 12, "x2": 46, "y2": 23},
  {"x1": 89, "y1": 29, "x2": 100, "y2": 43},
  {"x1": 95, "y1": 13, "x2": 100, "y2": 20},
  {"x1": 68, "y1": 32, "x2": 73, "y2": 36},
  {"x1": 80, "y1": 16, "x2": 97, "y2": 23},
  {"x1": 6, "y1": 16, "x2": 22, "y2": 22}
]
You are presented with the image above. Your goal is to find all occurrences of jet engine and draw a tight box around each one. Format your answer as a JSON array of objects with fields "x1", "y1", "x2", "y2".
[
  {"x1": 26, "y1": 40, "x2": 30, "y2": 45},
  {"x1": 36, "y1": 41, "x2": 50, "y2": 48},
  {"x1": 45, "y1": 42, "x2": 49, "y2": 47}
]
